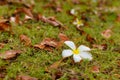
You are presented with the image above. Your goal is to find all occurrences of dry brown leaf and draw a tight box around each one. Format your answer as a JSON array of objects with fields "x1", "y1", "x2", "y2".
[
  {"x1": 114, "y1": 74, "x2": 120, "y2": 79},
  {"x1": 113, "y1": 47, "x2": 120, "y2": 53},
  {"x1": 86, "y1": 34, "x2": 96, "y2": 44},
  {"x1": 0, "y1": 43, "x2": 5, "y2": 49},
  {"x1": 16, "y1": 75, "x2": 38, "y2": 80},
  {"x1": 91, "y1": 66, "x2": 100, "y2": 73},
  {"x1": 10, "y1": 14, "x2": 20, "y2": 24},
  {"x1": 34, "y1": 38, "x2": 58, "y2": 51},
  {"x1": 0, "y1": 1, "x2": 7, "y2": 5},
  {"x1": 0, "y1": 73, "x2": 5, "y2": 79},
  {"x1": 76, "y1": 27, "x2": 86, "y2": 35},
  {"x1": 101, "y1": 29, "x2": 112, "y2": 39},
  {"x1": 0, "y1": 50, "x2": 22, "y2": 60},
  {"x1": 0, "y1": 20, "x2": 12, "y2": 32},
  {"x1": 72, "y1": 0, "x2": 80, "y2": 4},
  {"x1": 37, "y1": 15, "x2": 63, "y2": 27},
  {"x1": 20, "y1": 34, "x2": 31, "y2": 46},
  {"x1": 43, "y1": 0, "x2": 62, "y2": 12},
  {"x1": 49, "y1": 59, "x2": 63, "y2": 69},
  {"x1": 92, "y1": 44, "x2": 107, "y2": 50},
  {"x1": 58, "y1": 33, "x2": 69, "y2": 42},
  {"x1": 7, "y1": 0, "x2": 35, "y2": 8},
  {"x1": 116, "y1": 14, "x2": 120, "y2": 22}
]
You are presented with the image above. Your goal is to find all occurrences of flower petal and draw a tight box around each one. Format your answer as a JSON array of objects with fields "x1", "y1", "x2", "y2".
[
  {"x1": 73, "y1": 55, "x2": 82, "y2": 62},
  {"x1": 64, "y1": 41, "x2": 76, "y2": 50},
  {"x1": 62, "y1": 49, "x2": 73, "y2": 58},
  {"x1": 78, "y1": 45, "x2": 91, "y2": 51},
  {"x1": 79, "y1": 52, "x2": 92, "y2": 60}
]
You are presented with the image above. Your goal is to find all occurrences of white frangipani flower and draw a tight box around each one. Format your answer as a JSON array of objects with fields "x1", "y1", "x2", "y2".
[
  {"x1": 62, "y1": 41, "x2": 92, "y2": 63},
  {"x1": 73, "y1": 18, "x2": 84, "y2": 27}
]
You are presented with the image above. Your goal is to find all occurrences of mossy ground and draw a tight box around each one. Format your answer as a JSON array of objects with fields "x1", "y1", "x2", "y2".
[{"x1": 0, "y1": 0, "x2": 120, "y2": 80}]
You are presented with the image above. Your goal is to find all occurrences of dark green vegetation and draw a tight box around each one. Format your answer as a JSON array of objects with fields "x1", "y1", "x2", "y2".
[{"x1": 0, "y1": 0, "x2": 120, "y2": 80}]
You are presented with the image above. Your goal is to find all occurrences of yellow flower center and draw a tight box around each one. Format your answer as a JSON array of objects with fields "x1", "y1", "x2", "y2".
[
  {"x1": 77, "y1": 20, "x2": 82, "y2": 25},
  {"x1": 73, "y1": 49, "x2": 79, "y2": 54}
]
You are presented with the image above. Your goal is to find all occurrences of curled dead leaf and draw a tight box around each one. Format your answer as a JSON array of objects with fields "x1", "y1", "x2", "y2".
[
  {"x1": 7, "y1": 0, "x2": 35, "y2": 8},
  {"x1": 34, "y1": 38, "x2": 58, "y2": 51},
  {"x1": 91, "y1": 66, "x2": 100, "y2": 73},
  {"x1": 0, "y1": 43, "x2": 5, "y2": 49},
  {"x1": 0, "y1": 20, "x2": 12, "y2": 32},
  {"x1": 92, "y1": 44, "x2": 107, "y2": 50},
  {"x1": 113, "y1": 47, "x2": 120, "y2": 53},
  {"x1": 49, "y1": 59, "x2": 63, "y2": 70},
  {"x1": 37, "y1": 14, "x2": 63, "y2": 27},
  {"x1": 16, "y1": 75, "x2": 38, "y2": 80},
  {"x1": 86, "y1": 34, "x2": 96, "y2": 44},
  {"x1": 72, "y1": 0, "x2": 80, "y2": 4},
  {"x1": 101, "y1": 29, "x2": 112, "y2": 39},
  {"x1": 0, "y1": 50, "x2": 22, "y2": 60},
  {"x1": 76, "y1": 27, "x2": 86, "y2": 35},
  {"x1": 20, "y1": 34, "x2": 31, "y2": 46},
  {"x1": 58, "y1": 33, "x2": 69, "y2": 42}
]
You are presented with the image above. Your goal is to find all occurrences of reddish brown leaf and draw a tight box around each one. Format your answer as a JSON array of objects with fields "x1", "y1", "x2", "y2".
[
  {"x1": 16, "y1": 75, "x2": 38, "y2": 80},
  {"x1": 76, "y1": 27, "x2": 86, "y2": 35},
  {"x1": 101, "y1": 29, "x2": 112, "y2": 39},
  {"x1": 116, "y1": 14, "x2": 120, "y2": 22},
  {"x1": 0, "y1": 50, "x2": 22, "y2": 60},
  {"x1": 10, "y1": 14, "x2": 20, "y2": 24},
  {"x1": 20, "y1": 34, "x2": 31, "y2": 46},
  {"x1": 7, "y1": 0, "x2": 35, "y2": 8},
  {"x1": 113, "y1": 47, "x2": 120, "y2": 53},
  {"x1": 72, "y1": 0, "x2": 80, "y2": 4},
  {"x1": 0, "y1": 1, "x2": 7, "y2": 5},
  {"x1": 55, "y1": 71, "x2": 63, "y2": 79},
  {"x1": 0, "y1": 20, "x2": 12, "y2": 32},
  {"x1": 0, "y1": 43, "x2": 5, "y2": 49},
  {"x1": 70, "y1": 77, "x2": 78, "y2": 80},
  {"x1": 49, "y1": 59, "x2": 63, "y2": 69},
  {"x1": 91, "y1": 66, "x2": 100, "y2": 73},
  {"x1": 34, "y1": 38, "x2": 58, "y2": 51},
  {"x1": 86, "y1": 34, "x2": 96, "y2": 44},
  {"x1": 58, "y1": 33, "x2": 69, "y2": 42},
  {"x1": 37, "y1": 15, "x2": 63, "y2": 27},
  {"x1": 0, "y1": 73, "x2": 5, "y2": 79},
  {"x1": 92, "y1": 44, "x2": 107, "y2": 50}
]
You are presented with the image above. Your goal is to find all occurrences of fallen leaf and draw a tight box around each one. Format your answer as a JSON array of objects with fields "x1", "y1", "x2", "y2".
[
  {"x1": 0, "y1": 50, "x2": 22, "y2": 60},
  {"x1": 0, "y1": 1, "x2": 7, "y2": 5},
  {"x1": 101, "y1": 29, "x2": 112, "y2": 39},
  {"x1": 43, "y1": 0, "x2": 62, "y2": 12},
  {"x1": 37, "y1": 15, "x2": 63, "y2": 27},
  {"x1": 20, "y1": 34, "x2": 31, "y2": 46},
  {"x1": 58, "y1": 33, "x2": 69, "y2": 42},
  {"x1": 0, "y1": 43, "x2": 5, "y2": 49},
  {"x1": 16, "y1": 75, "x2": 38, "y2": 80},
  {"x1": 113, "y1": 47, "x2": 120, "y2": 53},
  {"x1": 54, "y1": 71, "x2": 63, "y2": 80},
  {"x1": 91, "y1": 66, "x2": 100, "y2": 73},
  {"x1": 0, "y1": 73, "x2": 5, "y2": 79},
  {"x1": 49, "y1": 59, "x2": 63, "y2": 69},
  {"x1": 92, "y1": 44, "x2": 107, "y2": 50},
  {"x1": 34, "y1": 38, "x2": 58, "y2": 51},
  {"x1": 10, "y1": 14, "x2": 20, "y2": 24},
  {"x1": 76, "y1": 27, "x2": 86, "y2": 35},
  {"x1": 114, "y1": 74, "x2": 120, "y2": 79},
  {"x1": 7, "y1": 0, "x2": 35, "y2": 8},
  {"x1": 0, "y1": 20, "x2": 12, "y2": 32},
  {"x1": 86, "y1": 34, "x2": 96, "y2": 44},
  {"x1": 116, "y1": 14, "x2": 120, "y2": 22},
  {"x1": 72, "y1": 0, "x2": 80, "y2": 4},
  {"x1": 69, "y1": 77, "x2": 78, "y2": 80}
]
